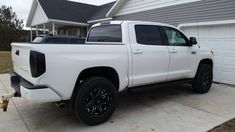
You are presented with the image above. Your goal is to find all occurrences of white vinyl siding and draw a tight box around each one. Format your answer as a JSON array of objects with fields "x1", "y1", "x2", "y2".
[
  {"x1": 114, "y1": 0, "x2": 235, "y2": 26},
  {"x1": 115, "y1": 0, "x2": 201, "y2": 16},
  {"x1": 31, "y1": 3, "x2": 48, "y2": 26}
]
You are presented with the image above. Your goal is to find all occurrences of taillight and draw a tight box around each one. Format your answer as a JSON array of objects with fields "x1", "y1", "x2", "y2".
[{"x1": 30, "y1": 51, "x2": 46, "y2": 77}]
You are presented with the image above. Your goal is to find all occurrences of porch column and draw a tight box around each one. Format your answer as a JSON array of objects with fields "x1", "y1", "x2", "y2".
[
  {"x1": 52, "y1": 22, "x2": 55, "y2": 35},
  {"x1": 43, "y1": 24, "x2": 46, "y2": 34},
  {"x1": 66, "y1": 30, "x2": 69, "y2": 35},
  {"x1": 36, "y1": 25, "x2": 39, "y2": 36},
  {"x1": 77, "y1": 29, "x2": 80, "y2": 36},
  {"x1": 87, "y1": 27, "x2": 89, "y2": 33},
  {"x1": 30, "y1": 28, "x2": 33, "y2": 42}
]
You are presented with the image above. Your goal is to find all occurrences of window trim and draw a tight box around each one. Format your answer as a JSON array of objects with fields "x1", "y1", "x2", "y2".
[
  {"x1": 134, "y1": 25, "x2": 164, "y2": 46},
  {"x1": 86, "y1": 25, "x2": 123, "y2": 44},
  {"x1": 161, "y1": 26, "x2": 190, "y2": 47}
]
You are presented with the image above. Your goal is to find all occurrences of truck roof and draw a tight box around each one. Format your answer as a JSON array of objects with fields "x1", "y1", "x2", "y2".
[{"x1": 92, "y1": 20, "x2": 176, "y2": 29}]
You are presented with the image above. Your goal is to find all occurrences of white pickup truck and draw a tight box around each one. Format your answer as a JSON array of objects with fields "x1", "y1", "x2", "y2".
[{"x1": 8, "y1": 21, "x2": 213, "y2": 125}]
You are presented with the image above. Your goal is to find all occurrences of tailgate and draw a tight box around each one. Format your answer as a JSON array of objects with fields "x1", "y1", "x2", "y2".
[{"x1": 11, "y1": 43, "x2": 33, "y2": 82}]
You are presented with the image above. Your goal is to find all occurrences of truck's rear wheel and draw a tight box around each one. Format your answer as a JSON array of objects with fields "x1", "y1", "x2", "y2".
[
  {"x1": 74, "y1": 77, "x2": 117, "y2": 125},
  {"x1": 193, "y1": 64, "x2": 213, "y2": 93}
]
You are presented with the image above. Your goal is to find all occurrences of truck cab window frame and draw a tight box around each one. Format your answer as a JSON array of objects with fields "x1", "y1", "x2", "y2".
[
  {"x1": 162, "y1": 26, "x2": 190, "y2": 46},
  {"x1": 87, "y1": 25, "x2": 122, "y2": 43},
  {"x1": 135, "y1": 25, "x2": 163, "y2": 46}
]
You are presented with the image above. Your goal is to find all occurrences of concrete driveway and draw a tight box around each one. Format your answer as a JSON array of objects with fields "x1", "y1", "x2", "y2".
[{"x1": 0, "y1": 74, "x2": 235, "y2": 132}]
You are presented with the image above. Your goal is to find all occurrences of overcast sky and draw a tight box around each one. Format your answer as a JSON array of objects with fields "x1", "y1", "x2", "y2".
[{"x1": 0, "y1": 0, "x2": 116, "y2": 27}]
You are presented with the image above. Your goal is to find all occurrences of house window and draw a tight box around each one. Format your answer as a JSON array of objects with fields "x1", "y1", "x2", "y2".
[{"x1": 58, "y1": 27, "x2": 82, "y2": 36}]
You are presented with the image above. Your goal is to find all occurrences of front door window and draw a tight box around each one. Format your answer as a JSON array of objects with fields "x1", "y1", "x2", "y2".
[{"x1": 164, "y1": 27, "x2": 188, "y2": 46}]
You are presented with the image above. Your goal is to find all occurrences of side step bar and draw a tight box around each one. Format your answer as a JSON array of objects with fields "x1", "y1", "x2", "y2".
[{"x1": 127, "y1": 79, "x2": 192, "y2": 93}]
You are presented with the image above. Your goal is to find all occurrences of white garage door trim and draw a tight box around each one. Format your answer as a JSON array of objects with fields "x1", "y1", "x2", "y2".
[{"x1": 178, "y1": 20, "x2": 235, "y2": 29}]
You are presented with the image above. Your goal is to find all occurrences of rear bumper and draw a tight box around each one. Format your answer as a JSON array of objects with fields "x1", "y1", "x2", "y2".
[{"x1": 10, "y1": 73, "x2": 61, "y2": 102}]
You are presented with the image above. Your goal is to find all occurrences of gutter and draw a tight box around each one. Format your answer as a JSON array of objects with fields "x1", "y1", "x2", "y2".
[
  {"x1": 178, "y1": 20, "x2": 235, "y2": 29},
  {"x1": 48, "y1": 19, "x2": 91, "y2": 27},
  {"x1": 87, "y1": 17, "x2": 113, "y2": 24}
]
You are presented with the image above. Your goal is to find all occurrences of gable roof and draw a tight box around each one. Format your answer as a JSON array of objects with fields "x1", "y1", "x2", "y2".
[
  {"x1": 26, "y1": 0, "x2": 116, "y2": 27},
  {"x1": 39, "y1": 0, "x2": 99, "y2": 23},
  {"x1": 88, "y1": 2, "x2": 116, "y2": 21}
]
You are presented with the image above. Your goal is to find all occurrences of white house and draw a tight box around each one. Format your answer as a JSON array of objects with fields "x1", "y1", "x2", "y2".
[
  {"x1": 26, "y1": 0, "x2": 115, "y2": 37},
  {"x1": 27, "y1": 0, "x2": 235, "y2": 85}
]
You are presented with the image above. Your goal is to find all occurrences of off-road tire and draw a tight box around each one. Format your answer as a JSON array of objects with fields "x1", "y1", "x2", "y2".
[
  {"x1": 74, "y1": 77, "x2": 117, "y2": 125},
  {"x1": 193, "y1": 64, "x2": 213, "y2": 94}
]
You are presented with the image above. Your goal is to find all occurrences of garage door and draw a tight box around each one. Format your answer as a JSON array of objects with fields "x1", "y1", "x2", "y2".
[{"x1": 180, "y1": 23, "x2": 235, "y2": 85}]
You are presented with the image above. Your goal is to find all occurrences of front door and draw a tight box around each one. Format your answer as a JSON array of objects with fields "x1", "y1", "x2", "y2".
[{"x1": 162, "y1": 27, "x2": 197, "y2": 80}]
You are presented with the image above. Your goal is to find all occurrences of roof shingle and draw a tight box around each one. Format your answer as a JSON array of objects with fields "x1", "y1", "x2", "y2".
[
  {"x1": 88, "y1": 2, "x2": 116, "y2": 21},
  {"x1": 38, "y1": 0, "x2": 115, "y2": 23}
]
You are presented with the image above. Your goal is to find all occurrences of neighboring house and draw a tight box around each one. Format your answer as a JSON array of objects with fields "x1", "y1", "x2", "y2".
[
  {"x1": 27, "y1": 0, "x2": 235, "y2": 86},
  {"x1": 26, "y1": 0, "x2": 115, "y2": 37}
]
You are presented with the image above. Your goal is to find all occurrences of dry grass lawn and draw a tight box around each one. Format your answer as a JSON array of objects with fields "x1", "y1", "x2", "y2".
[
  {"x1": 0, "y1": 51, "x2": 13, "y2": 74},
  {"x1": 209, "y1": 118, "x2": 235, "y2": 132}
]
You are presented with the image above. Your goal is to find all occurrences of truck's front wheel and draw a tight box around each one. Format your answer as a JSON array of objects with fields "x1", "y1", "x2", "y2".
[
  {"x1": 74, "y1": 77, "x2": 117, "y2": 125},
  {"x1": 193, "y1": 64, "x2": 213, "y2": 93}
]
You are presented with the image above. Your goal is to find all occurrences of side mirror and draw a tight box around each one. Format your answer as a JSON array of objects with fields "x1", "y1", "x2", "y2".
[{"x1": 189, "y1": 37, "x2": 197, "y2": 46}]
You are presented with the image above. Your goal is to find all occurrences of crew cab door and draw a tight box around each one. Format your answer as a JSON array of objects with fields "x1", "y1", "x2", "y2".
[
  {"x1": 161, "y1": 26, "x2": 197, "y2": 80},
  {"x1": 129, "y1": 24, "x2": 170, "y2": 87}
]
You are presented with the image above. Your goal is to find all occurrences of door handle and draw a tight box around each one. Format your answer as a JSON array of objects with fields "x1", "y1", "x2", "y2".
[
  {"x1": 133, "y1": 49, "x2": 143, "y2": 54},
  {"x1": 191, "y1": 51, "x2": 197, "y2": 55},
  {"x1": 169, "y1": 49, "x2": 177, "y2": 54},
  {"x1": 15, "y1": 50, "x2": 20, "y2": 56}
]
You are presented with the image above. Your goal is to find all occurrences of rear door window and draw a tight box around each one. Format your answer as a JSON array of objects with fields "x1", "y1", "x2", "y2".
[
  {"x1": 87, "y1": 25, "x2": 122, "y2": 43},
  {"x1": 135, "y1": 25, "x2": 163, "y2": 45}
]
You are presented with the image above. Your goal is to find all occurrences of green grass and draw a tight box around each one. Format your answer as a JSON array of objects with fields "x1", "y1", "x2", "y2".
[{"x1": 0, "y1": 51, "x2": 13, "y2": 74}]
